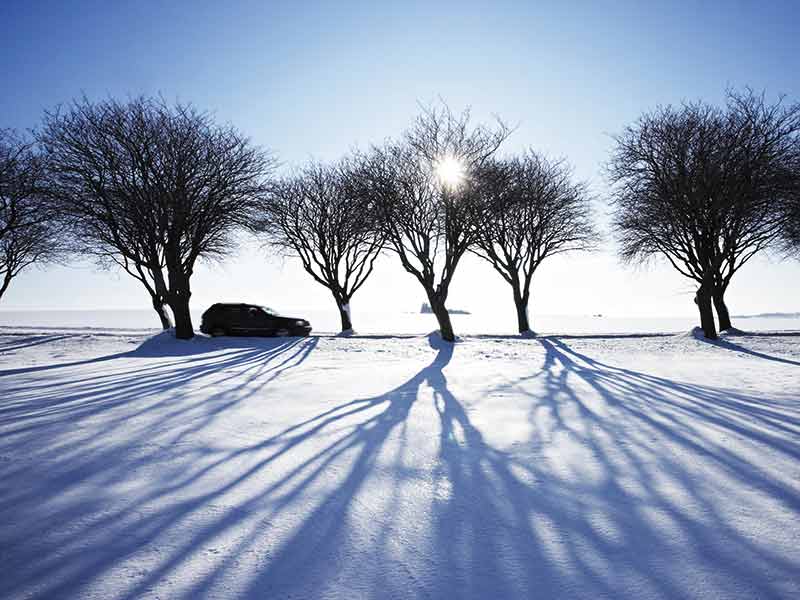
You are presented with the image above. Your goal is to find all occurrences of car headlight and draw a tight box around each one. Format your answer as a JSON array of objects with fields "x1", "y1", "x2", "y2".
[{"x1": 295, "y1": 320, "x2": 307, "y2": 327}]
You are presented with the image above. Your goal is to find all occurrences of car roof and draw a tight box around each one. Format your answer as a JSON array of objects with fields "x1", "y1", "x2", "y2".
[{"x1": 211, "y1": 303, "x2": 258, "y2": 309}]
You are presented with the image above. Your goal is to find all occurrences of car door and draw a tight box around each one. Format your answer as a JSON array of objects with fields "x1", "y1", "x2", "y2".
[
  {"x1": 263, "y1": 313, "x2": 280, "y2": 336},
  {"x1": 240, "y1": 307, "x2": 260, "y2": 335},
  {"x1": 226, "y1": 306, "x2": 246, "y2": 333},
  {"x1": 245, "y1": 307, "x2": 274, "y2": 335}
]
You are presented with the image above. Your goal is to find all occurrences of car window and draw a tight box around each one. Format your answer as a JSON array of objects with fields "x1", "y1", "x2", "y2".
[{"x1": 224, "y1": 307, "x2": 245, "y2": 318}]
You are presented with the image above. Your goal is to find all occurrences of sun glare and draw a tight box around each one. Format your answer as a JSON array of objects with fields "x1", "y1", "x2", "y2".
[{"x1": 435, "y1": 155, "x2": 466, "y2": 189}]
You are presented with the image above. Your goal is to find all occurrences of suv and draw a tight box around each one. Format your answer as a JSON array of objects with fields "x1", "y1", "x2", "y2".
[{"x1": 200, "y1": 303, "x2": 312, "y2": 337}]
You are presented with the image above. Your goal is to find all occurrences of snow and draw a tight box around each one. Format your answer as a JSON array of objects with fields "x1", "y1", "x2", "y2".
[
  {"x1": 2, "y1": 307, "x2": 799, "y2": 336},
  {"x1": 1, "y1": 327, "x2": 799, "y2": 599}
]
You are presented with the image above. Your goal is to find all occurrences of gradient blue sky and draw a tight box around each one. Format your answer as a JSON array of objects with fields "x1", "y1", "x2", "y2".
[{"x1": 2, "y1": 1, "x2": 799, "y2": 323}]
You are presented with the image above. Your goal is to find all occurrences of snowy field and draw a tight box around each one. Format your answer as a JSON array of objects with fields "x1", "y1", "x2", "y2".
[{"x1": 1, "y1": 327, "x2": 799, "y2": 599}]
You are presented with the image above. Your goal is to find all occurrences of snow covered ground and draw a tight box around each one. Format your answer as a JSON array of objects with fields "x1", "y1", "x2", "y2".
[{"x1": 1, "y1": 327, "x2": 798, "y2": 599}]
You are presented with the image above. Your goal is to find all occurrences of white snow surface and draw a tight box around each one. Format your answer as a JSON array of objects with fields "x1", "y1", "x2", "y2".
[{"x1": 1, "y1": 328, "x2": 799, "y2": 599}]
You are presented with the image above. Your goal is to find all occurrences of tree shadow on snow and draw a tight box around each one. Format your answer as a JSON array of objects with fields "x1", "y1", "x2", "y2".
[
  {"x1": 0, "y1": 333, "x2": 76, "y2": 353},
  {"x1": 139, "y1": 335, "x2": 800, "y2": 598},
  {"x1": 0, "y1": 334, "x2": 319, "y2": 599},
  {"x1": 703, "y1": 334, "x2": 800, "y2": 367},
  {"x1": 232, "y1": 336, "x2": 799, "y2": 599},
  {"x1": 0, "y1": 331, "x2": 314, "y2": 377},
  {"x1": 1, "y1": 333, "x2": 798, "y2": 599}
]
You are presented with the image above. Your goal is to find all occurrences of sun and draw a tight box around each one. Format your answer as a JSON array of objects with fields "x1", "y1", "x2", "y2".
[{"x1": 435, "y1": 155, "x2": 465, "y2": 189}]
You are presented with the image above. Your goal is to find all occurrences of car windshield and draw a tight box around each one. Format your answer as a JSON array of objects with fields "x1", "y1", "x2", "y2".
[{"x1": 260, "y1": 306, "x2": 283, "y2": 317}]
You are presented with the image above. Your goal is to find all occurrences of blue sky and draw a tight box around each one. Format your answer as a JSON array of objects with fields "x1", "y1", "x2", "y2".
[{"x1": 2, "y1": 1, "x2": 799, "y2": 321}]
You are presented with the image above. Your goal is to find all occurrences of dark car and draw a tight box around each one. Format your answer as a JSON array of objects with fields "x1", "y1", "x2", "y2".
[{"x1": 200, "y1": 303, "x2": 312, "y2": 337}]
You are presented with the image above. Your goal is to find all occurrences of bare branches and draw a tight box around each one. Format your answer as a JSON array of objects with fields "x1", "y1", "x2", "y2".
[
  {"x1": 777, "y1": 195, "x2": 800, "y2": 255},
  {"x1": 0, "y1": 130, "x2": 63, "y2": 301},
  {"x1": 471, "y1": 151, "x2": 597, "y2": 332},
  {"x1": 405, "y1": 103, "x2": 511, "y2": 168},
  {"x1": 40, "y1": 96, "x2": 275, "y2": 337},
  {"x1": 254, "y1": 158, "x2": 383, "y2": 331},
  {"x1": 354, "y1": 103, "x2": 512, "y2": 341}
]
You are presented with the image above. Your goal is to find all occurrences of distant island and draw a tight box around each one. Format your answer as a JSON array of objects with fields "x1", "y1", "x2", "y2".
[
  {"x1": 733, "y1": 312, "x2": 800, "y2": 319},
  {"x1": 420, "y1": 302, "x2": 471, "y2": 315}
]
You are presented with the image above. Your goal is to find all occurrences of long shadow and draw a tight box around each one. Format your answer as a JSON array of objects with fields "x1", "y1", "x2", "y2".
[
  {"x1": 215, "y1": 337, "x2": 798, "y2": 598},
  {"x1": 0, "y1": 334, "x2": 319, "y2": 486},
  {"x1": 0, "y1": 333, "x2": 320, "y2": 600},
  {"x1": 64, "y1": 333, "x2": 450, "y2": 600},
  {"x1": 708, "y1": 336, "x2": 800, "y2": 366},
  {"x1": 0, "y1": 334, "x2": 75, "y2": 353},
  {"x1": 536, "y1": 339, "x2": 800, "y2": 583},
  {"x1": 173, "y1": 334, "x2": 454, "y2": 600},
  {"x1": 540, "y1": 339, "x2": 800, "y2": 493},
  {"x1": 0, "y1": 331, "x2": 315, "y2": 377},
  {"x1": 0, "y1": 336, "x2": 317, "y2": 428},
  {"x1": 2, "y1": 333, "x2": 798, "y2": 599},
  {"x1": 233, "y1": 336, "x2": 798, "y2": 599}
]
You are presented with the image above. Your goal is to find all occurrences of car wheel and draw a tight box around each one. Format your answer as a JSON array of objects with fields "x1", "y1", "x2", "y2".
[{"x1": 210, "y1": 327, "x2": 226, "y2": 337}]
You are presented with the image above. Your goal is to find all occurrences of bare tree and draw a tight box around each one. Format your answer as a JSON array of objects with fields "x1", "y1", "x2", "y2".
[
  {"x1": 0, "y1": 130, "x2": 62, "y2": 301},
  {"x1": 709, "y1": 91, "x2": 800, "y2": 330},
  {"x1": 608, "y1": 90, "x2": 799, "y2": 339},
  {"x1": 472, "y1": 152, "x2": 597, "y2": 334},
  {"x1": 255, "y1": 160, "x2": 383, "y2": 332},
  {"x1": 357, "y1": 104, "x2": 511, "y2": 342},
  {"x1": 40, "y1": 97, "x2": 274, "y2": 338}
]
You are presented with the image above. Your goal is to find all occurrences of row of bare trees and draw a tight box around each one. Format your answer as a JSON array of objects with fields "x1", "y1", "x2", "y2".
[
  {"x1": 1, "y1": 98, "x2": 275, "y2": 339},
  {"x1": 1, "y1": 90, "x2": 798, "y2": 341},
  {"x1": 259, "y1": 106, "x2": 597, "y2": 341}
]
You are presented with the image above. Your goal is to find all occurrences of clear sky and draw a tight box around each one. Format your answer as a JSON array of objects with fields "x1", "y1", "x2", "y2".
[{"x1": 2, "y1": 0, "x2": 799, "y2": 321}]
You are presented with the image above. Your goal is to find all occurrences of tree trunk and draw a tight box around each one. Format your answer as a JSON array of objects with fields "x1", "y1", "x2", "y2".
[
  {"x1": 427, "y1": 290, "x2": 455, "y2": 342},
  {"x1": 0, "y1": 272, "x2": 12, "y2": 301},
  {"x1": 695, "y1": 284, "x2": 717, "y2": 340},
  {"x1": 166, "y1": 266, "x2": 194, "y2": 340},
  {"x1": 338, "y1": 304, "x2": 353, "y2": 331},
  {"x1": 512, "y1": 286, "x2": 531, "y2": 334},
  {"x1": 332, "y1": 290, "x2": 353, "y2": 332},
  {"x1": 152, "y1": 269, "x2": 172, "y2": 330},
  {"x1": 151, "y1": 295, "x2": 173, "y2": 330},
  {"x1": 712, "y1": 286, "x2": 732, "y2": 332},
  {"x1": 169, "y1": 295, "x2": 193, "y2": 340}
]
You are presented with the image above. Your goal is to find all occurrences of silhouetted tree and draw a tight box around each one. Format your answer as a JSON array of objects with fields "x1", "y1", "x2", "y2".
[
  {"x1": 609, "y1": 90, "x2": 800, "y2": 339},
  {"x1": 358, "y1": 104, "x2": 511, "y2": 342},
  {"x1": 0, "y1": 130, "x2": 62, "y2": 301},
  {"x1": 472, "y1": 153, "x2": 597, "y2": 334},
  {"x1": 40, "y1": 97, "x2": 274, "y2": 338},
  {"x1": 709, "y1": 91, "x2": 800, "y2": 330},
  {"x1": 256, "y1": 160, "x2": 383, "y2": 332}
]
